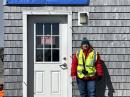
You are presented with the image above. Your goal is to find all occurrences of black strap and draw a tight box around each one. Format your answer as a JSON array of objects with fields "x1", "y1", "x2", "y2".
[{"x1": 82, "y1": 54, "x2": 86, "y2": 70}]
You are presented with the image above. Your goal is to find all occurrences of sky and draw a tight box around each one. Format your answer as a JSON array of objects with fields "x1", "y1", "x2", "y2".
[{"x1": 0, "y1": 0, "x2": 4, "y2": 47}]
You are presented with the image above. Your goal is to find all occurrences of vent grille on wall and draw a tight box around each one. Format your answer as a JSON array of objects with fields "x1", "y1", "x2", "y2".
[{"x1": 78, "y1": 12, "x2": 89, "y2": 26}]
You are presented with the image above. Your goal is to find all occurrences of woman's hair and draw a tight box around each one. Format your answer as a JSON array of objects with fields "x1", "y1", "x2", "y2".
[{"x1": 80, "y1": 43, "x2": 94, "y2": 50}]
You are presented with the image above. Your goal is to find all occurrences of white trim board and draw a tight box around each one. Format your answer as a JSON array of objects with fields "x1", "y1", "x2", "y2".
[{"x1": 23, "y1": 10, "x2": 72, "y2": 97}]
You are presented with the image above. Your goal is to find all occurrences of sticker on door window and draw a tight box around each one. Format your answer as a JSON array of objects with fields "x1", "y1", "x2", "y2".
[{"x1": 41, "y1": 36, "x2": 56, "y2": 45}]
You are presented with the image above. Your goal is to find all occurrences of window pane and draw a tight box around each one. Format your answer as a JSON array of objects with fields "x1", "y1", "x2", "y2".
[
  {"x1": 36, "y1": 23, "x2": 43, "y2": 35},
  {"x1": 44, "y1": 23, "x2": 51, "y2": 35},
  {"x1": 36, "y1": 36, "x2": 43, "y2": 48},
  {"x1": 52, "y1": 23, "x2": 59, "y2": 35},
  {"x1": 52, "y1": 49, "x2": 59, "y2": 62},
  {"x1": 52, "y1": 36, "x2": 59, "y2": 48},
  {"x1": 36, "y1": 50, "x2": 43, "y2": 62},
  {"x1": 44, "y1": 49, "x2": 51, "y2": 62}
]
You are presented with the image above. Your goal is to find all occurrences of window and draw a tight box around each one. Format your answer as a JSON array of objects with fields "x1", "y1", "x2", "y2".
[{"x1": 35, "y1": 23, "x2": 60, "y2": 62}]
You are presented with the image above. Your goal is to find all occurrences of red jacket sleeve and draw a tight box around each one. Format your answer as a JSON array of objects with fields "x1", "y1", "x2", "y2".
[
  {"x1": 71, "y1": 54, "x2": 78, "y2": 76},
  {"x1": 95, "y1": 53, "x2": 104, "y2": 76}
]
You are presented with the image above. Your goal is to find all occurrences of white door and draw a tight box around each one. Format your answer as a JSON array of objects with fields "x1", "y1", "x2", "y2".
[{"x1": 34, "y1": 23, "x2": 68, "y2": 97}]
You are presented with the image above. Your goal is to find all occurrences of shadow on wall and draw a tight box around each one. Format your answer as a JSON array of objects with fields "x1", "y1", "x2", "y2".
[
  {"x1": 0, "y1": 48, "x2": 4, "y2": 62},
  {"x1": 96, "y1": 60, "x2": 115, "y2": 97}
]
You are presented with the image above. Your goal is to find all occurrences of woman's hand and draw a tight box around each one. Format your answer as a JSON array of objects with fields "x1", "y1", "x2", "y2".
[{"x1": 72, "y1": 76, "x2": 76, "y2": 81}]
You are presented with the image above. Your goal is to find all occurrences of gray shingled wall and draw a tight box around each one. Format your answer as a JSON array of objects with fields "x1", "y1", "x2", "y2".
[{"x1": 4, "y1": 0, "x2": 130, "y2": 97}]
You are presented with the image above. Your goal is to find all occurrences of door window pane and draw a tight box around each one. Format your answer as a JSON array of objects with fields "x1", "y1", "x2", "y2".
[
  {"x1": 52, "y1": 49, "x2": 59, "y2": 62},
  {"x1": 36, "y1": 23, "x2": 43, "y2": 35},
  {"x1": 52, "y1": 36, "x2": 59, "y2": 48},
  {"x1": 36, "y1": 50, "x2": 43, "y2": 62},
  {"x1": 44, "y1": 23, "x2": 51, "y2": 35},
  {"x1": 52, "y1": 23, "x2": 59, "y2": 35},
  {"x1": 44, "y1": 49, "x2": 51, "y2": 62},
  {"x1": 36, "y1": 36, "x2": 43, "y2": 48}
]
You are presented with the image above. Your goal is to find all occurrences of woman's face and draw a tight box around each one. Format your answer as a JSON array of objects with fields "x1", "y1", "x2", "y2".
[{"x1": 82, "y1": 44, "x2": 89, "y2": 50}]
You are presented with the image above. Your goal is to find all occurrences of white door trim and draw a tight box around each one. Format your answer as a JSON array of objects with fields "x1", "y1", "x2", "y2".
[{"x1": 23, "y1": 10, "x2": 72, "y2": 97}]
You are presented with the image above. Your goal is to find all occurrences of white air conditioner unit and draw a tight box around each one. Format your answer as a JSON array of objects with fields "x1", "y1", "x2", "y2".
[{"x1": 78, "y1": 12, "x2": 89, "y2": 26}]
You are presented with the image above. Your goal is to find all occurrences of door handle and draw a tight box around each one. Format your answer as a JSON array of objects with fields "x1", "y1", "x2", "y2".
[{"x1": 60, "y1": 63, "x2": 68, "y2": 70}]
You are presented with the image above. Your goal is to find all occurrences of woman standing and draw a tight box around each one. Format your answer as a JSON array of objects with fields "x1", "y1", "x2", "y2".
[{"x1": 71, "y1": 37, "x2": 103, "y2": 97}]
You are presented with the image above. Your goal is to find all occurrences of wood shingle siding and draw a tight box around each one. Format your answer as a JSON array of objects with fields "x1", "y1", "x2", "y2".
[
  {"x1": 4, "y1": 0, "x2": 130, "y2": 96},
  {"x1": 90, "y1": 0, "x2": 130, "y2": 6},
  {"x1": 4, "y1": 27, "x2": 22, "y2": 34},
  {"x1": 4, "y1": 20, "x2": 22, "y2": 27},
  {"x1": 3, "y1": 6, "x2": 130, "y2": 13},
  {"x1": 72, "y1": 20, "x2": 130, "y2": 26}
]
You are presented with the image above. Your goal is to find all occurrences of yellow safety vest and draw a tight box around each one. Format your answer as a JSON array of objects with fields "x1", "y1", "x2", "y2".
[{"x1": 77, "y1": 49, "x2": 97, "y2": 78}]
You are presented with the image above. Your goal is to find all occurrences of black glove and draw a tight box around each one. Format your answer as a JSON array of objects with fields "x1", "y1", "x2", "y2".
[{"x1": 97, "y1": 76, "x2": 102, "y2": 81}]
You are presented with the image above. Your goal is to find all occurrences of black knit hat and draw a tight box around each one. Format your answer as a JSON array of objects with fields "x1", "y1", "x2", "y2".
[{"x1": 81, "y1": 37, "x2": 90, "y2": 46}]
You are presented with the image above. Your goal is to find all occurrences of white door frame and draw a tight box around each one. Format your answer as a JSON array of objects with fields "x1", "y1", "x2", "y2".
[{"x1": 23, "y1": 10, "x2": 72, "y2": 97}]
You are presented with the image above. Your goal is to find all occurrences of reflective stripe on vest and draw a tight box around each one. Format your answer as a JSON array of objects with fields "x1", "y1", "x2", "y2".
[{"x1": 77, "y1": 49, "x2": 97, "y2": 78}]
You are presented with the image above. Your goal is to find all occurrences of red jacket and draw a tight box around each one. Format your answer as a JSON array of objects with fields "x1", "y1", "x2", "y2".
[{"x1": 71, "y1": 48, "x2": 103, "y2": 80}]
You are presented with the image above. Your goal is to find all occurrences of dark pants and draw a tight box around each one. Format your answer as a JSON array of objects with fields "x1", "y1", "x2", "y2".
[{"x1": 76, "y1": 78, "x2": 96, "y2": 97}]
